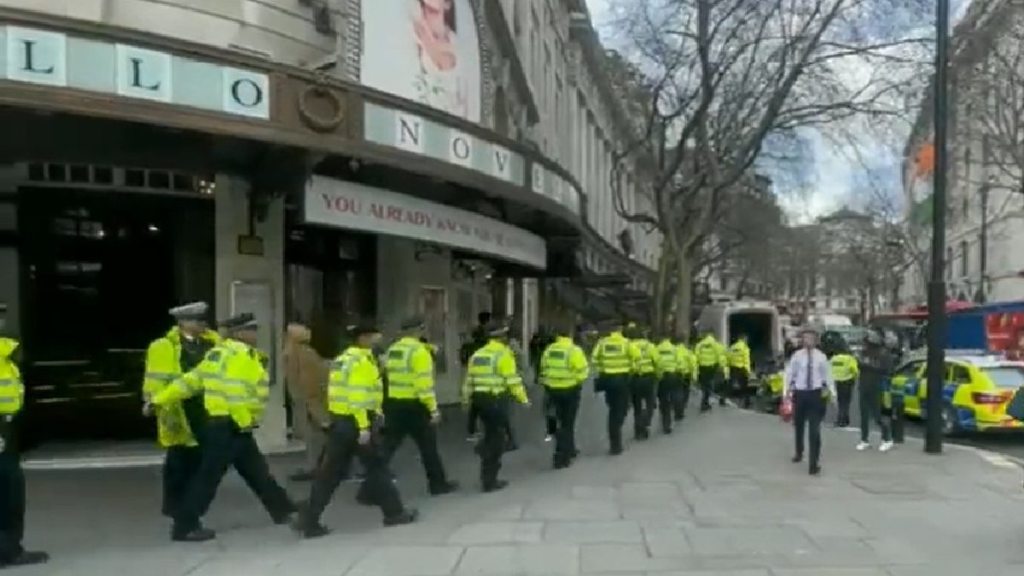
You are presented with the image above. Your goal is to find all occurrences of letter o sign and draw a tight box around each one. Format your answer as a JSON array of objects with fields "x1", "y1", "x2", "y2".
[{"x1": 222, "y1": 68, "x2": 270, "y2": 119}]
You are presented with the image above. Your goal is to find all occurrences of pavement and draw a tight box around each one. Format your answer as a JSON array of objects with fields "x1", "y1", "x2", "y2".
[{"x1": 10, "y1": 390, "x2": 1024, "y2": 575}]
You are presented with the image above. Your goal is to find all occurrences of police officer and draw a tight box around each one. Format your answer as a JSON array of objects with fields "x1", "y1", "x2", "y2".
[
  {"x1": 828, "y1": 339, "x2": 859, "y2": 428},
  {"x1": 143, "y1": 302, "x2": 219, "y2": 519},
  {"x1": 149, "y1": 313, "x2": 295, "y2": 542},
  {"x1": 538, "y1": 322, "x2": 589, "y2": 468},
  {"x1": 295, "y1": 323, "x2": 418, "y2": 538},
  {"x1": 728, "y1": 335, "x2": 752, "y2": 408},
  {"x1": 464, "y1": 322, "x2": 530, "y2": 491},
  {"x1": 591, "y1": 319, "x2": 632, "y2": 455},
  {"x1": 380, "y1": 316, "x2": 458, "y2": 495},
  {"x1": 654, "y1": 332, "x2": 682, "y2": 434},
  {"x1": 694, "y1": 331, "x2": 727, "y2": 412},
  {"x1": 674, "y1": 336, "x2": 696, "y2": 420},
  {"x1": 627, "y1": 324, "x2": 658, "y2": 440},
  {"x1": 0, "y1": 305, "x2": 47, "y2": 568}
]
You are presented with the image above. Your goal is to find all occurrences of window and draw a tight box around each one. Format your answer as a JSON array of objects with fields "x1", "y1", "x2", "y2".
[
  {"x1": 983, "y1": 367, "x2": 1024, "y2": 389},
  {"x1": 961, "y1": 195, "x2": 969, "y2": 220},
  {"x1": 959, "y1": 240, "x2": 968, "y2": 277},
  {"x1": 948, "y1": 363, "x2": 971, "y2": 384},
  {"x1": 945, "y1": 247, "x2": 953, "y2": 279},
  {"x1": 895, "y1": 360, "x2": 924, "y2": 379}
]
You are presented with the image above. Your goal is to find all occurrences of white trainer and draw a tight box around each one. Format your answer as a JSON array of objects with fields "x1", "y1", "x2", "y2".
[
  {"x1": 879, "y1": 441, "x2": 894, "y2": 452},
  {"x1": 856, "y1": 441, "x2": 871, "y2": 451}
]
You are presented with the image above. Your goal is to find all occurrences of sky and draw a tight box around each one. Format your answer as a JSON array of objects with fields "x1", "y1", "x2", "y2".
[{"x1": 585, "y1": 0, "x2": 973, "y2": 224}]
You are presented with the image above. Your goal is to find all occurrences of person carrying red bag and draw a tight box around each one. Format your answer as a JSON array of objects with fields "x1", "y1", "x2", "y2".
[{"x1": 782, "y1": 327, "x2": 836, "y2": 476}]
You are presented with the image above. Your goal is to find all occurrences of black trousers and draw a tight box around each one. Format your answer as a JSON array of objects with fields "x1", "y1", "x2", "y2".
[
  {"x1": 657, "y1": 375, "x2": 680, "y2": 432},
  {"x1": 631, "y1": 375, "x2": 656, "y2": 436},
  {"x1": 544, "y1": 392, "x2": 558, "y2": 436},
  {"x1": 859, "y1": 384, "x2": 891, "y2": 443},
  {"x1": 698, "y1": 367, "x2": 718, "y2": 409},
  {"x1": 729, "y1": 369, "x2": 751, "y2": 406},
  {"x1": 0, "y1": 421, "x2": 25, "y2": 562},
  {"x1": 380, "y1": 399, "x2": 449, "y2": 491},
  {"x1": 173, "y1": 418, "x2": 294, "y2": 535},
  {"x1": 547, "y1": 387, "x2": 581, "y2": 466},
  {"x1": 162, "y1": 445, "x2": 202, "y2": 517},
  {"x1": 472, "y1": 393, "x2": 510, "y2": 488},
  {"x1": 599, "y1": 374, "x2": 631, "y2": 453},
  {"x1": 304, "y1": 415, "x2": 405, "y2": 525},
  {"x1": 835, "y1": 379, "x2": 855, "y2": 427},
  {"x1": 468, "y1": 400, "x2": 516, "y2": 446},
  {"x1": 674, "y1": 377, "x2": 691, "y2": 420},
  {"x1": 792, "y1": 389, "x2": 826, "y2": 469}
]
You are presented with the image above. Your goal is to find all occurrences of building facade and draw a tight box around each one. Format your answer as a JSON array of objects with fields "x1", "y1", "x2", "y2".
[
  {"x1": 0, "y1": 0, "x2": 655, "y2": 452},
  {"x1": 901, "y1": 0, "x2": 1024, "y2": 307}
]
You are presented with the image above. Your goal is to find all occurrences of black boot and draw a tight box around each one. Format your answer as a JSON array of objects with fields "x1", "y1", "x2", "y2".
[
  {"x1": 171, "y1": 526, "x2": 216, "y2": 543},
  {"x1": 0, "y1": 551, "x2": 49, "y2": 568},
  {"x1": 384, "y1": 509, "x2": 419, "y2": 526}
]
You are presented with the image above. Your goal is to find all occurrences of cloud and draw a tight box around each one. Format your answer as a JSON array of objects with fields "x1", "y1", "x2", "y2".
[{"x1": 585, "y1": 0, "x2": 974, "y2": 223}]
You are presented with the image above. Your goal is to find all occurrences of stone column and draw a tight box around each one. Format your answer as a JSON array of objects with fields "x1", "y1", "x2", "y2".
[{"x1": 214, "y1": 174, "x2": 287, "y2": 451}]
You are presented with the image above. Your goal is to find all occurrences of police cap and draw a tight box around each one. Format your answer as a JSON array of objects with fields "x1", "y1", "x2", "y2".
[
  {"x1": 486, "y1": 321, "x2": 510, "y2": 337},
  {"x1": 220, "y1": 313, "x2": 257, "y2": 332},
  {"x1": 169, "y1": 301, "x2": 209, "y2": 321},
  {"x1": 346, "y1": 321, "x2": 381, "y2": 337},
  {"x1": 400, "y1": 315, "x2": 426, "y2": 331}
]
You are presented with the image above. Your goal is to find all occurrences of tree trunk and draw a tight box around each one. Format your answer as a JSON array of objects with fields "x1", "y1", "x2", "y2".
[
  {"x1": 652, "y1": 249, "x2": 671, "y2": 334},
  {"x1": 673, "y1": 253, "x2": 695, "y2": 340}
]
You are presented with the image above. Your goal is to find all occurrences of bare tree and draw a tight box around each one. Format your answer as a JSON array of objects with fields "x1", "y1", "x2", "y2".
[{"x1": 604, "y1": 0, "x2": 930, "y2": 337}]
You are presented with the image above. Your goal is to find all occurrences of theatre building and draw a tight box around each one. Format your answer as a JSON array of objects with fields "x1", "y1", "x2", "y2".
[{"x1": 0, "y1": 3, "x2": 591, "y2": 457}]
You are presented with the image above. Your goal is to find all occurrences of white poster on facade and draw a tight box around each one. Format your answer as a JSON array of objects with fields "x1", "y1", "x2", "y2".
[
  {"x1": 304, "y1": 177, "x2": 547, "y2": 269},
  {"x1": 361, "y1": 0, "x2": 482, "y2": 123}
]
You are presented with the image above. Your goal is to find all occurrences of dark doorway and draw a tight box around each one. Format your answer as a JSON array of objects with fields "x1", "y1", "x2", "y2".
[{"x1": 17, "y1": 186, "x2": 214, "y2": 446}]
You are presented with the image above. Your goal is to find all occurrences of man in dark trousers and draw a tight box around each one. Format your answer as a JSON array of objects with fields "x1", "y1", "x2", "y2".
[
  {"x1": 378, "y1": 316, "x2": 458, "y2": 495},
  {"x1": 537, "y1": 322, "x2": 589, "y2": 468},
  {"x1": 295, "y1": 323, "x2": 418, "y2": 537},
  {"x1": 857, "y1": 329, "x2": 895, "y2": 452},
  {"x1": 463, "y1": 322, "x2": 530, "y2": 491},
  {"x1": 143, "y1": 302, "x2": 219, "y2": 518},
  {"x1": 0, "y1": 305, "x2": 47, "y2": 568},
  {"x1": 783, "y1": 327, "x2": 836, "y2": 476},
  {"x1": 149, "y1": 314, "x2": 295, "y2": 542},
  {"x1": 591, "y1": 319, "x2": 632, "y2": 455}
]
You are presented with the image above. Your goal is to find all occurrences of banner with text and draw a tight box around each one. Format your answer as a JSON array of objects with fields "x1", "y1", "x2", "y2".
[{"x1": 304, "y1": 177, "x2": 547, "y2": 269}]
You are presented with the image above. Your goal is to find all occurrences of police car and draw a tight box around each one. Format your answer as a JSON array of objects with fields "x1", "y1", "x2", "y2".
[{"x1": 884, "y1": 350, "x2": 1024, "y2": 435}]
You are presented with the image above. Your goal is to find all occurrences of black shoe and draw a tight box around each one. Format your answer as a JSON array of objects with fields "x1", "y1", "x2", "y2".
[
  {"x1": 718, "y1": 399, "x2": 727, "y2": 407},
  {"x1": 505, "y1": 440, "x2": 519, "y2": 452},
  {"x1": 299, "y1": 523, "x2": 331, "y2": 539},
  {"x1": 663, "y1": 427, "x2": 673, "y2": 435},
  {"x1": 608, "y1": 447, "x2": 623, "y2": 456},
  {"x1": 571, "y1": 449, "x2": 581, "y2": 459},
  {"x1": 171, "y1": 527, "x2": 216, "y2": 542},
  {"x1": 809, "y1": 465, "x2": 821, "y2": 476},
  {"x1": 289, "y1": 470, "x2": 314, "y2": 482},
  {"x1": 700, "y1": 405, "x2": 711, "y2": 413},
  {"x1": 272, "y1": 509, "x2": 296, "y2": 525},
  {"x1": 429, "y1": 481, "x2": 459, "y2": 496},
  {"x1": 791, "y1": 454, "x2": 803, "y2": 463},
  {"x1": 553, "y1": 459, "x2": 570, "y2": 470},
  {"x1": 383, "y1": 509, "x2": 419, "y2": 526},
  {"x1": 0, "y1": 551, "x2": 49, "y2": 568},
  {"x1": 483, "y1": 480, "x2": 509, "y2": 493}
]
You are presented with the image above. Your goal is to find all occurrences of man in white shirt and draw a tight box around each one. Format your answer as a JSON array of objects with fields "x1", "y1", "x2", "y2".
[{"x1": 783, "y1": 327, "x2": 837, "y2": 476}]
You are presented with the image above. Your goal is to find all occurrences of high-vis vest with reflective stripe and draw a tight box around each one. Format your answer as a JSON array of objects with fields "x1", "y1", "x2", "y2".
[
  {"x1": 0, "y1": 338, "x2": 24, "y2": 416},
  {"x1": 592, "y1": 332, "x2": 631, "y2": 375},
  {"x1": 328, "y1": 346, "x2": 383, "y2": 430},
  {"x1": 728, "y1": 341, "x2": 751, "y2": 371},
  {"x1": 540, "y1": 337, "x2": 589, "y2": 389},
  {"x1": 630, "y1": 339, "x2": 657, "y2": 375},
  {"x1": 655, "y1": 340, "x2": 680, "y2": 375},
  {"x1": 677, "y1": 344, "x2": 697, "y2": 380},
  {"x1": 463, "y1": 341, "x2": 528, "y2": 402},
  {"x1": 144, "y1": 327, "x2": 220, "y2": 447},
  {"x1": 830, "y1": 353, "x2": 859, "y2": 382},
  {"x1": 152, "y1": 338, "x2": 268, "y2": 430},
  {"x1": 385, "y1": 337, "x2": 437, "y2": 412}
]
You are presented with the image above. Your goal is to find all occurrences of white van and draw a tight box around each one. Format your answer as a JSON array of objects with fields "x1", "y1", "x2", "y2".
[{"x1": 696, "y1": 301, "x2": 783, "y2": 375}]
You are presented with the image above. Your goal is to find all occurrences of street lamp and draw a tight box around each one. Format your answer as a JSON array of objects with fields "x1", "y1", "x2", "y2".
[{"x1": 925, "y1": 0, "x2": 951, "y2": 454}]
